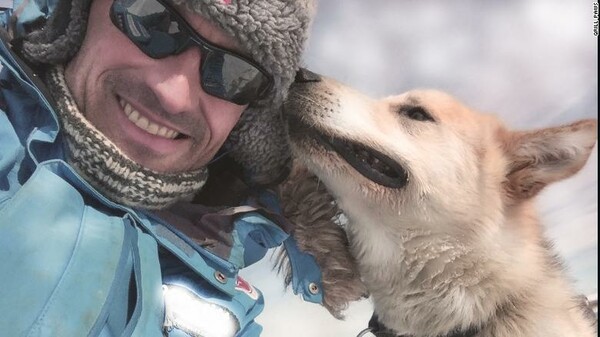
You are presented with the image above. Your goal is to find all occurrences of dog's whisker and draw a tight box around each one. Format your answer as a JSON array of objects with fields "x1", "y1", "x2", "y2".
[
  {"x1": 290, "y1": 92, "x2": 330, "y2": 111},
  {"x1": 207, "y1": 148, "x2": 234, "y2": 165}
]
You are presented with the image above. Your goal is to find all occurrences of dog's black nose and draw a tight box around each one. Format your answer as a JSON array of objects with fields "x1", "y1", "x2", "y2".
[{"x1": 294, "y1": 68, "x2": 321, "y2": 83}]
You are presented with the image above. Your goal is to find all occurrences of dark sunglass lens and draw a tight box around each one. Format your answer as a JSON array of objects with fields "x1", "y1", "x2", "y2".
[
  {"x1": 201, "y1": 53, "x2": 269, "y2": 105},
  {"x1": 111, "y1": 0, "x2": 188, "y2": 58}
]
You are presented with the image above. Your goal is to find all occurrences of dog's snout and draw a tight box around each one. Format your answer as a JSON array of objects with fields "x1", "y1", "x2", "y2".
[{"x1": 295, "y1": 68, "x2": 322, "y2": 83}]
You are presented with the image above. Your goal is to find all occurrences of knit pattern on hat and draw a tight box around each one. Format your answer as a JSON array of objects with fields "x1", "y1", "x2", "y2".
[
  {"x1": 20, "y1": 0, "x2": 93, "y2": 64},
  {"x1": 45, "y1": 65, "x2": 208, "y2": 210},
  {"x1": 172, "y1": 0, "x2": 316, "y2": 107},
  {"x1": 223, "y1": 103, "x2": 291, "y2": 185},
  {"x1": 170, "y1": 0, "x2": 316, "y2": 185}
]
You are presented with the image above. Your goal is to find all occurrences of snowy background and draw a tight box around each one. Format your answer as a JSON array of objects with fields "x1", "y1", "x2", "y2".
[{"x1": 241, "y1": 0, "x2": 598, "y2": 336}]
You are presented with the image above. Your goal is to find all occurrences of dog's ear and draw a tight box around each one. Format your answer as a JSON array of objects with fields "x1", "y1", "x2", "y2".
[{"x1": 502, "y1": 119, "x2": 597, "y2": 201}]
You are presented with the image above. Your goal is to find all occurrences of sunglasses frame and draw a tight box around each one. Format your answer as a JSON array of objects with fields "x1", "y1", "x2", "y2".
[{"x1": 110, "y1": 0, "x2": 274, "y2": 105}]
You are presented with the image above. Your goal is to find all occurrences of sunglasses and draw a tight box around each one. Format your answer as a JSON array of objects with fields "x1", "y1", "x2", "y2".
[{"x1": 110, "y1": 0, "x2": 273, "y2": 105}]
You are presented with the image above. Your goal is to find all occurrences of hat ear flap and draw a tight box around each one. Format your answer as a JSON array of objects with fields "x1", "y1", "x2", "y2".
[
  {"x1": 502, "y1": 119, "x2": 597, "y2": 201},
  {"x1": 224, "y1": 103, "x2": 292, "y2": 187},
  {"x1": 18, "y1": 0, "x2": 93, "y2": 65}
]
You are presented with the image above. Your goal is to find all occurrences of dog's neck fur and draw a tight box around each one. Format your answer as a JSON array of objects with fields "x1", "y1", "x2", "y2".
[{"x1": 342, "y1": 197, "x2": 586, "y2": 337}]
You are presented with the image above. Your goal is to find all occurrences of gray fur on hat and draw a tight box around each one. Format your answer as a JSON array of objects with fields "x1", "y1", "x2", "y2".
[
  {"x1": 17, "y1": 0, "x2": 93, "y2": 64},
  {"x1": 15, "y1": 0, "x2": 316, "y2": 186},
  {"x1": 173, "y1": 0, "x2": 317, "y2": 185}
]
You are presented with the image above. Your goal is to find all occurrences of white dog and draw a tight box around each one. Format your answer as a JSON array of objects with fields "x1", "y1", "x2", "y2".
[{"x1": 282, "y1": 69, "x2": 597, "y2": 337}]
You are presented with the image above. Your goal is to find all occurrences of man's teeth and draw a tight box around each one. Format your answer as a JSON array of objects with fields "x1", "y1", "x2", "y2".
[{"x1": 119, "y1": 99, "x2": 179, "y2": 139}]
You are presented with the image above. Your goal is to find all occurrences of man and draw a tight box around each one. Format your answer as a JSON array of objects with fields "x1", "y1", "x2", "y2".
[{"x1": 0, "y1": 0, "x2": 321, "y2": 336}]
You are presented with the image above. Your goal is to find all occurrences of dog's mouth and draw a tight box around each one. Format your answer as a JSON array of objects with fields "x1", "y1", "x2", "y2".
[
  {"x1": 321, "y1": 134, "x2": 408, "y2": 188},
  {"x1": 289, "y1": 118, "x2": 409, "y2": 188}
]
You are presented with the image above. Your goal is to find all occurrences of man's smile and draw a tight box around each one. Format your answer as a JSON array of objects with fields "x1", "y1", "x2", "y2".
[
  {"x1": 119, "y1": 98, "x2": 181, "y2": 139},
  {"x1": 114, "y1": 95, "x2": 196, "y2": 156}
]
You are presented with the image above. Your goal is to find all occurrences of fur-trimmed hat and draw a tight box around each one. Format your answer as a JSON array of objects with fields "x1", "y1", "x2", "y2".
[{"x1": 12, "y1": 0, "x2": 316, "y2": 186}]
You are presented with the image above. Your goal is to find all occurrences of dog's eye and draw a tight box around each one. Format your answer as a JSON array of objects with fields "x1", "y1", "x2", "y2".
[{"x1": 404, "y1": 106, "x2": 434, "y2": 122}]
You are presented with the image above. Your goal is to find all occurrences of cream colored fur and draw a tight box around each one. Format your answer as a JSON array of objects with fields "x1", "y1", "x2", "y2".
[{"x1": 283, "y1": 76, "x2": 597, "y2": 337}]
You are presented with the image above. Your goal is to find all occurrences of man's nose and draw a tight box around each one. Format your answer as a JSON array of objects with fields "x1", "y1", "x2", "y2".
[
  {"x1": 294, "y1": 68, "x2": 322, "y2": 83},
  {"x1": 151, "y1": 48, "x2": 202, "y2": 114}
]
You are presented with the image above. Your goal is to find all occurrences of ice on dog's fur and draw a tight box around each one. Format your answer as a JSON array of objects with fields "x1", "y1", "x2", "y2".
[{"x1": 281, "y1": 72, "x2": 597, "y2": 337}]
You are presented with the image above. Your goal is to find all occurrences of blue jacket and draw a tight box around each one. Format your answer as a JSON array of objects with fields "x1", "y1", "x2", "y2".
[{"x1": 0, "y1": 3, "x2": 322, "y2": 337}]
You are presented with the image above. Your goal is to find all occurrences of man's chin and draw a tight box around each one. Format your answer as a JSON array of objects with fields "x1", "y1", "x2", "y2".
[{"x1": 109, "y1": 136, "x2": 209, "y2": 174}]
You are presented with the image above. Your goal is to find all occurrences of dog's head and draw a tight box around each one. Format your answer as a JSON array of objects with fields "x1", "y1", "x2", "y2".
[{"x1": 284, "y1": 70, "x2": 597, "y2": 237}]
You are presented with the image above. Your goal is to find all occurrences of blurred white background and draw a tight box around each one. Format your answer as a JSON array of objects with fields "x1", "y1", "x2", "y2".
[{"x1": 241, "y1": 0, "x2": 598, "y2": 336}]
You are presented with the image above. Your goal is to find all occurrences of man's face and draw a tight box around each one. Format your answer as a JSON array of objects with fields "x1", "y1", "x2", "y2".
[{"x1": 65, "y1": 0, "x2": 248, "y2": 173}]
